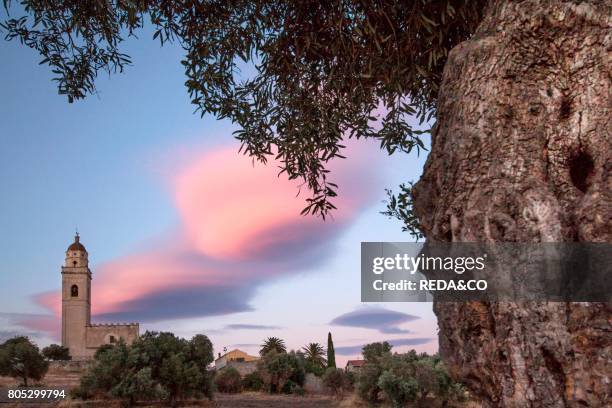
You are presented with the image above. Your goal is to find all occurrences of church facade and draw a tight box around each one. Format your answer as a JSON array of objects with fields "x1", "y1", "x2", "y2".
[{"x1": 61, "y1": 234, "x2": 139, "y2": 359}]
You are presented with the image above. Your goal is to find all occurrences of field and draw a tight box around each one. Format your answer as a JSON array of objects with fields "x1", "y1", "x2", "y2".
[
  {"x1": 0, "y1": 365, "x2": 480, "y2": 407},
  {"x1": 1, "y1": 366, "x2": 342, "y2": 407},
  {"x1": 214, "y1": 393, "x2": 341, "y2": 407},
  {"x1": 0, "y1": 393, "x2": 341, "y2": 408}
]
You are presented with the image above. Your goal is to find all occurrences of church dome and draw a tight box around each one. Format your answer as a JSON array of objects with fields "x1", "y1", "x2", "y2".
[{"x1": 67, "y1": 234, "x2": 87, "y2": 252}]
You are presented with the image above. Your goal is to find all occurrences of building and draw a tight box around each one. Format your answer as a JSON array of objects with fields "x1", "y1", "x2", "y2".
[
  {"x1": 215, "y1": 349, "x2": 259, "y2": 371},
  {"x1": 345, "y1": 359, "x2": 365, "y2": 372},
  {"x1": 61, "y1": 233, "x2": 139, "y2": 359}
]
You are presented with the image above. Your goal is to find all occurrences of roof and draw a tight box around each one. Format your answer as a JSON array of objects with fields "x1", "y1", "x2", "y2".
[
  {"x1": 67, "y1": 234, "x2": 87, "y2": 252},
  {"x1": 215, "y1": 349, "x2": 258, "y2": 361},
  {"x1": 346, "y1": 360, "x2": 365, "y2": 367}
]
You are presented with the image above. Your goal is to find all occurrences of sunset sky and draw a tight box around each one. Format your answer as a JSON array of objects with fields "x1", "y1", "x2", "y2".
[{"x1": 0, "y1": 27, "x2": 436, "y2": 365}]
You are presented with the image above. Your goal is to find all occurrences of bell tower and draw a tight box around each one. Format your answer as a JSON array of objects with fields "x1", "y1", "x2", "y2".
[{"x1": 61, "y1": 233, "x2": 91, "y2": 359}]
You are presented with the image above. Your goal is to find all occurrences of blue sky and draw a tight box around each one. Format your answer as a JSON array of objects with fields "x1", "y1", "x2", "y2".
[{"x1": 0, "y1": 25, "x2": 436, "y2": 364}]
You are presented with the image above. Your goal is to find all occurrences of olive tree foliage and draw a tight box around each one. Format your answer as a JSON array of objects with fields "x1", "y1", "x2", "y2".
[
  {"x1": 214, "y1": 366, "x2": 242, "y2": 393},
  {"x1": 0, "y1": 336, "x2": 49, "y2": 387},
  {"x1": 256, "y1": 350, "x2": 305, "y2": 394},
  {"x1": 0, "y1": 0, "x2": 485, "y2": 226},
  {"x1": 74, "y1": 331, "x2": 214, "y2": 404},
  {"x1": 41, "y1": 343, "x2": 71, "y2": 361},
  {"x1": 242, "y1": 371, "x2": 264, "y2": 391},
  {"x1": 356, "y1": 341, "x2": 392, "y2": 403},
  {"x1": 388, "y1": 355, "x2": 467, "y2": 406},
  {"x1": 382, "y1": 182, "x2": 424, "y2": 239},
  {"x1": 356, "y1": 343, "x2": 466, "y2": 406},
  {"x1": 322, "y1": 367, "x2": 353, "y2": 399}
]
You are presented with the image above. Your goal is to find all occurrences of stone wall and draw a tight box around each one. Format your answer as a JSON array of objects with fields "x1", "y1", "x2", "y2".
[
  {"x1": 303, "y1": 373, "x2": 325, "y2": 394},
  {"x1": 49, "y1": 360, "x2": 92, "y2": 372},
  {"x1": 83, "y1": 323, "x2": 139, "y2": 357},
  {"x1": 225, "y1": 361, "x2": 258, "y2": 376}
]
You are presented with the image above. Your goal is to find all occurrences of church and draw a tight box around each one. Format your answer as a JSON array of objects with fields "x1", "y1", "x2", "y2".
[{"x1": 61, "y1": 233, "x2": 139, "y2": 359}]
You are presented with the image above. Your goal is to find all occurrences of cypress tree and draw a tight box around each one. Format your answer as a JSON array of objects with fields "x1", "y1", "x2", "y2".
[{"x1": 327, "y1": 332, "x2": 336, "y2": 368}]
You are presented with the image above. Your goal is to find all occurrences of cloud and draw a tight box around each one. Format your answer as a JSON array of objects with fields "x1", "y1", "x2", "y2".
[
  {"x1": 0, "y1": 330, "x2": 32, "y2": 343},
  {"x1": 389, "y1": 338, "x2": 433, "y2": 347},
  {"x1": 379, "y1": 327, "x2": 412, "y2": 334},
  {"x1": 0, "y1": 313, "x2": 58, "y2": 343},
  {"x1": 330, "y1": 306, "x2": 419, "y2": 334},
  {"x1": 335, "y1": 338, "x2": 433, "y2": 356},
  {"x1": 334, "y1": 344, "x2": 366, "y2": 355},
  {"x1": 26, "y1": 141, "x2": 385, "y2": 333},
  {"x1": 224, "y1": 324, "x2": 283, "y2": 330},
  {"x1": 0, "y1": 312, "x2": 53, "y2": 320},
  {"x1": 94, "y1": 285, "x2": 255, "y2": 322},
  {"x1": 173, "y1": 144, "x2": 382, "y2": 261}
]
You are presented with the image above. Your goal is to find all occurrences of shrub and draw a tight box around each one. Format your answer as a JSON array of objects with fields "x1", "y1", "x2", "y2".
[
  {"x1": 356, "y1": 341, "x2": 393, "y2": 403},
  {"x1": 70, "y1": 384, "x2": 93, "y2": 400},
  {"x1": 345, "y1": 370, "x2": 356, "y2": 386},
  {"x1": 281, "y1": 380, "x2": 306, "y2": 396},
  {"x1": 322, "y1": 367, "x2": 352, "y2": 398},
  {"x1": 41, "y1": 344, "x2": 71, "y2": 361},
  {"x1": 215, "y1": 367, "x2": 242, "y2": 393},
  {"x1": 93, "y1": 343, "x2": 114, "y2": 359},
  {"x1": 281, "y1": 379, "x2": 298, "y2": 394},
  {"x1": 258, "y1": 350, "x2": 305, "y2": 393},
  {"x1": 377, "y1": 370, "x2": 418, "y2": 407},
  {"x1": 362, "y1": 341, "x2": 393, "y2": 362},
  {"x1": 111, "y1": 367, "x2": 167, "y2": 403},
  {"x1": 287, "y1": 351, "x2": 306, "y2": 387},
  {"x1": 356, "y1": 361, "x2": 384, "y2": 404},
  {"x1": 355, "y1": 344, "x2": 467, "y2": 406},
  {"x1": 0, "y1": 336, "x2": 49, "y2": 387},
  {"x1": 242, "y1": 371, "x2": 263, "y2": 391}
]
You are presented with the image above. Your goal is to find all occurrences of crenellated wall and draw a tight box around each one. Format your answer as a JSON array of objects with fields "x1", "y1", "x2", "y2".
[{"x1": 83, "y1": 323, "x2": 139, "y2": 357}]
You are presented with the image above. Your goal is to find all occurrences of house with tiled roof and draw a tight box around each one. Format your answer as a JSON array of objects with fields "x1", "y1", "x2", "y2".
[{"x1": 345, "y1": 359, "x2": 365, "y2": 372}]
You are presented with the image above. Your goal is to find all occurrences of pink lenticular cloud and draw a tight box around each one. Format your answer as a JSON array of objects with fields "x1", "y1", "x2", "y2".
[
  {"x1": 175, "y1": 146, "x2": 318, "y2": 260},
  {"x1": 29, "y1": 140, "x2": 385, "y2": 325},
  {"x1": 174, "y1": 143, "x2": 380, "y2": 260}
]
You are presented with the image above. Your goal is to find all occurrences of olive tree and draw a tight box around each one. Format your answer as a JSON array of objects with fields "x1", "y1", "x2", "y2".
[
  {"x1": 41, "y1": 344, "x2": 71, "y2": 361},
  {"x1": 75, "y1": 331, "x2": 214, "y2": 404},
  {"x1": 0, "y1": 336, "x2": 49, "y2": 387}
]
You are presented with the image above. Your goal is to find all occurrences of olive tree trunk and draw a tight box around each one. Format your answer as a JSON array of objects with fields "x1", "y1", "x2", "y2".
[{"x1": 413, "y1": 1, "x2": 611, "y2": 406}]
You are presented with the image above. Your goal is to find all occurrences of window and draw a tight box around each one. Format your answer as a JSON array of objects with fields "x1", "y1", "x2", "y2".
[
  {"x1": 71, "y1": 285, "x2": 78, "y2": 297},
  {"x1": 73, "y1": 261, "x2": 77, "y2": 266},
  {"x1": 109, "y1": 335, "x2": 116, "y2": 344}
]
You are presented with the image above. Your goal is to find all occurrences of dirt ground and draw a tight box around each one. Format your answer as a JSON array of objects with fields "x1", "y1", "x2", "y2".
[
  {"x1": 212, "y1": 392, "x2": 341, "y2": 407},
  {"x1": 1, "y1": 393, "x2": 482, "y2": 408},
  {"x1": 0, "y1": 364, "x2": 82, "y2": 389},
  {"x1": 1, "y1": 393, "x2": 341, "y2": 408}
]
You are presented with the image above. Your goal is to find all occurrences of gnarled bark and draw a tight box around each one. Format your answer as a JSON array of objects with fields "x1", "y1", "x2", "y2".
[{"x1": 413, "y1": 1, "x2": 611, "y2": 406}]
